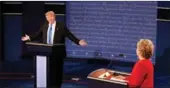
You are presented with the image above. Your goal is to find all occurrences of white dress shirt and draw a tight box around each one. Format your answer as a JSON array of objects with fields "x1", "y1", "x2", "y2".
[{"x1": 47, "y1": 21, "x2": 56, "y2": 44}]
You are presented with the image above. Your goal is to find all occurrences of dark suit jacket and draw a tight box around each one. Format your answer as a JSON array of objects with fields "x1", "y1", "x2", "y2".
[{"x1": 29, "y1": 21, "x2": 80, "y2": 45}]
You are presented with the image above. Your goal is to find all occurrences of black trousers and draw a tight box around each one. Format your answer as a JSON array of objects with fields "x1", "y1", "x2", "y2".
[{"x1": 48, "y1": 46, "x2": 66, "y2": 88}]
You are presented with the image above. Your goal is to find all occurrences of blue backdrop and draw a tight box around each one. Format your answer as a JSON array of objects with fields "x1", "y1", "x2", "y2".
[
  {"x1": 3, "y1": 2, "x2": 170, "y2": 71},
  {"x1": 3, "y1": 15, "x2": 22, "y2": 62},
  {"x1": 66, "y1": 1, "x2": 157, "y2": 63}
]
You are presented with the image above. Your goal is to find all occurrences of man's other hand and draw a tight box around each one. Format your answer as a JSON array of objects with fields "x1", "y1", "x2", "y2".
[
  {"x1": 21, "y1": 34, "x2": 30, "y2": 41},
  {"x1": 79, "y1": 39, "x2": 87, "y2": 47}
]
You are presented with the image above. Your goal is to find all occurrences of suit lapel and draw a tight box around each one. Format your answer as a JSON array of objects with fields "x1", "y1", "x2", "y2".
[
  {"x1": 53, "y1": 22, "x2": 59, "y2": 43},
  {"x1": 44, "y1": 24, "x2": 48, "y2": 43}
]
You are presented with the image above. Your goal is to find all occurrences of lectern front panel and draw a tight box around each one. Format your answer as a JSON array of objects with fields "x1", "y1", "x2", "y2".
[{"x1": 36, "y1": 55, "x2": 47, "y2": 88}]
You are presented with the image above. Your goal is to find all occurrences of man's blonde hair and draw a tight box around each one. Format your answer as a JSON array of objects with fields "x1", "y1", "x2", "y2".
[
  {"x1": 45, "y1": 11, "x2": 55, "y2": 17},
  {"x1": 137, "y1": 39, "x2": 154, "y2": 59}
]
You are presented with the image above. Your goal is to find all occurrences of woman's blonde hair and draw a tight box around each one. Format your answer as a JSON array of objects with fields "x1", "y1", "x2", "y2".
[{"x1": 137, "y1": 39, "x2": 154, "y2": 59}]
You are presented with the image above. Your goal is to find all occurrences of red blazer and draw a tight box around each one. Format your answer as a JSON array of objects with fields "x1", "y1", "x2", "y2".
[{"x1": 125, "y1": 59, "x2": 154, "y2": 88}]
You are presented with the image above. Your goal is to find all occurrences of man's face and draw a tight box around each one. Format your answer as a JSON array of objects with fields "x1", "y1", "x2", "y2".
[{"x1": 46, "y1": 14, "x2": 55, "y2": 24}]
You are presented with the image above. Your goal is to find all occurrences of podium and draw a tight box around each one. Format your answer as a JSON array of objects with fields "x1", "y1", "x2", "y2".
[
  {"x1": 25, "y1": 42, "x2": 65, "y2": 88},
  {"x1": 87, "y1": 68, "x2": 130, "y2": 88}
]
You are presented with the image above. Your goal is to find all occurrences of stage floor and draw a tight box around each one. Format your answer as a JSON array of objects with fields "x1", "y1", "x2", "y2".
[{"x1": 0, "y1": 58, "x2": 170, "y2": 88}]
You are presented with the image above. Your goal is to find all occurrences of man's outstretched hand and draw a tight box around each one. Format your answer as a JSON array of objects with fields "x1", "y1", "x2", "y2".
[
  {"x1": 79, "y1": 39, "x2": 88, "y2": 47},
  {"x1": 21, "y1": 34, "x2": 30, "y2": 41}
]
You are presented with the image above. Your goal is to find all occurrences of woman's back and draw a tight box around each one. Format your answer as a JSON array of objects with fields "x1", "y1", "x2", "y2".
[
  {"x1": 126, "y1": 59, "x2": 153, "y2": 88},
  {"x1": 140, "y1": 59, "x2": 153, "y2": 88}
]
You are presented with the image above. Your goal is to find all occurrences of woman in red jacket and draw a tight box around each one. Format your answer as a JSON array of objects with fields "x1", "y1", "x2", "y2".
[{"x1": 116, "y1": 39, "x2": 154, "y2": 88}]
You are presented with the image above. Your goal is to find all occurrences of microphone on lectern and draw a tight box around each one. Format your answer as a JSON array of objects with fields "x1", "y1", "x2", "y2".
[{"x1": 107, "y1": 53, "x2": 126, "y2": 70}]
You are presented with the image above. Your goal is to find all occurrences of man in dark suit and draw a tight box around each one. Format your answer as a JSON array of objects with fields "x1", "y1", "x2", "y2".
[
  {"x1": 22, "y1": 11, "x2": 87, "y2": 88},
  {"x1": 22, "y1": 11, "x2": 87, "y2": 46}
]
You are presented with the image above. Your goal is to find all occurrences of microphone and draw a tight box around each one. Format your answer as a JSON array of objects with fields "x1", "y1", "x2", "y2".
[
  {"x1": 119, "y1": 53, "x2": 124, "y2": 57},
  {"x1": 107, "y1": 53, "x2": 126, "y2": 70},
  {"x1": 102, "y1": 54, "x2": 126, "y2": 79}
]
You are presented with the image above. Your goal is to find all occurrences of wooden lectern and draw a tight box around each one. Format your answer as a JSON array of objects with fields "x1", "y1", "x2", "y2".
[
  {"x1": 25, "y1": 42, "x2": 65, "y2": 88},
  {"x1": 87, "y1": 68, "x2": 130, "y2": 88}
]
